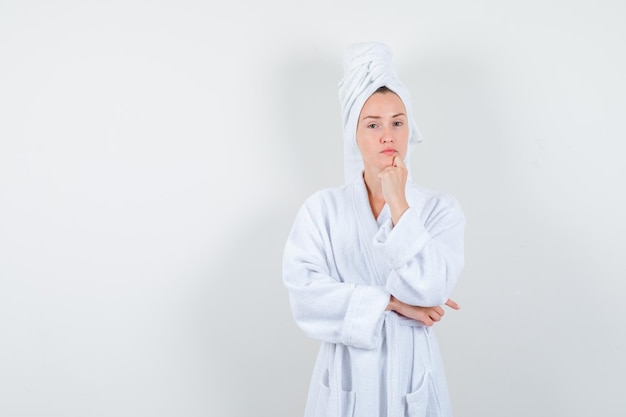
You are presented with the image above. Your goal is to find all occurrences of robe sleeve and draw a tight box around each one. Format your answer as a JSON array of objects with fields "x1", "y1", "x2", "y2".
[
  {"x1": 282, "y1": 201, "x2": 390, "y2": 350},
  {"x1": 373, "y1": 193, "x2": 465, "y2": 307}
]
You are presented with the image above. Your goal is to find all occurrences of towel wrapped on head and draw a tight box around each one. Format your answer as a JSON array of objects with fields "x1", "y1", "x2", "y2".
[{"x1": 338, "y1": 42, "x2": 423, "y2": 184}]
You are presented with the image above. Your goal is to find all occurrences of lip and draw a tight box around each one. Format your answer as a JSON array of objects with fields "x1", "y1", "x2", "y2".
[{"x1": 381, "y1": 149, "x2": 397, "y2": 155}]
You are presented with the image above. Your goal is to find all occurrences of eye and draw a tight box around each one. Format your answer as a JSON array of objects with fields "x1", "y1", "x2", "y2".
[
  {"x1": 393, "y1": 121, "x2": 404, "y2": 127},
  {"x1": 367, "y1": 123, "x2": 378, "y2": 129}
]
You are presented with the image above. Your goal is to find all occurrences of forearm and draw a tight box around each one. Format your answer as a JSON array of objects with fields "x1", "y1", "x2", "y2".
[
  {"x1": 385, "y1": 294, "x2": 457, "y2": 326},
  {"x1": 388, "y1": 197, "x2": 409, "y2": 226},
  {"x1": 375, "y1": 203, "x2": 465, "y2": 307},
  {"x1": 286, "y1": 278, "x2": 390, "y2": 349}
]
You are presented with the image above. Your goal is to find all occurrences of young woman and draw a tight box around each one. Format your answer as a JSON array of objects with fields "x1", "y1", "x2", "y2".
[{"x1": 282, "y1": 42, "x2": 465, "y2": 417}]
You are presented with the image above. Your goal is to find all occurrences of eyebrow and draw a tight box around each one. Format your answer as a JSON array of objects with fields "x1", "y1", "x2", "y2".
[{"x1": 362, "y1": 113, "x2": 407, "y2": 120}]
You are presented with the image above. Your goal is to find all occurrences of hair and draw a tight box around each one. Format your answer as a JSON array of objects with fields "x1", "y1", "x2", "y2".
[{"x1": 375, "y1": 86, "x2": 397, "y2": 95}]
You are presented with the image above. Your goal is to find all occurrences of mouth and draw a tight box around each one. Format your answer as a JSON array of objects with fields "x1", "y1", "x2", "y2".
[{"x1": 381, "y1": 149, "x2": 397, "y2": 156}]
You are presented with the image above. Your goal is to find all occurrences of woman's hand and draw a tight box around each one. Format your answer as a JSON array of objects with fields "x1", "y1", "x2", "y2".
[
  {"x1": 386, "y1": 295, "x2": 460, "y2": 327},
  {"x1": 378, "y1": 156, "x2": 409, "y2": 225}
]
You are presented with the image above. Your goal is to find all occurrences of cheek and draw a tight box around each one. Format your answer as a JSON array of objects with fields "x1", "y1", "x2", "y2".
[
  {"x1": 355, "y1": 134, "x2": 363, "y2": 151},
  {"x1": 356, "y1": 133, "x2": 372, "y2": 152},
  {"x1": 399, "y1": 129, "x2": 409, "y2": 148},
  {"x1": 398, "y1": 135, "x2": 409, "y2": 158}
]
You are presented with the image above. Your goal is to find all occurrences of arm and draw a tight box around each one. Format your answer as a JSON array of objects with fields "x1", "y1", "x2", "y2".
[
  {"x1": 386, "y1": 296, "x2": 460, "y2": 326},
  {"x1": 375, "y1": 195, "x2": 465, "y2": 307},
  {"x1": 282, "y1": 202, "x2": 390, "y2": 350},
  {"x1": 377, "y1": 156, "x2": 465, "y2": 312}
]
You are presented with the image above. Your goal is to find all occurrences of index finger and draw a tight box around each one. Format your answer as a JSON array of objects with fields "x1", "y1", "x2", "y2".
[
  {"x1": 393, "y1": 155, "x2": 405, "y2": 168},
  {"x1": 445, "y1": 299, "x2": 460, "y2": 310}
]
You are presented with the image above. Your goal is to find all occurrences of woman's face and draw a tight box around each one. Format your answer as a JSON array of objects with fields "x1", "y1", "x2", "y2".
[{"x1": 356, "y1": 91, "x2": 409, "y2": 173}]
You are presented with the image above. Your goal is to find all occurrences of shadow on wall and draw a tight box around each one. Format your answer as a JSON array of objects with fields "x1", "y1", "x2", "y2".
[
  {"x1": 190, "y1": 48, "x2": 345, "y2": 416},
  {"x1": 401, "y1": 46, "x2": 626, "y2": 414},
  {"x1": 193, "y1": 207, "x2": 317, "y2": 417}
]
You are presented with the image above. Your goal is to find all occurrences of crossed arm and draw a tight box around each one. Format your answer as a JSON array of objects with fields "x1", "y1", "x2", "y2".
[
  {"x1": 386, "y1": 295, "x2": 459, "y2": 327},
  {"x1": 378, "y1": 155, "x2": 462, "y2": 326}
]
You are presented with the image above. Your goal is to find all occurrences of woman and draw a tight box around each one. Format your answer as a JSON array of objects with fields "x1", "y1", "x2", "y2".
[{"x1": 282, "y1": 42, "x2": 465, "y2": 417}]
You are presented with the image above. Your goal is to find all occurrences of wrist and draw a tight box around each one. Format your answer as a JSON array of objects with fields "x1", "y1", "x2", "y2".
[{"x1": 390, "y1": 201, "x2": 409, "y2": 225}]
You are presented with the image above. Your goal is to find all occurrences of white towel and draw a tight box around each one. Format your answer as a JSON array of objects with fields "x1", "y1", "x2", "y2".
[{"x1": 338, "y1": 42, "x2": 423, "y2": 184}]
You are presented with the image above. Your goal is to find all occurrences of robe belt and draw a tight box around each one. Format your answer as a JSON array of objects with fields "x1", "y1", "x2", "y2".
[
  {"x1": 330, "y1": 343, "x2": 343, "y2": 417},
  {"x1": 387, "y1": 313, "x2": 432, "y2": 416},
  {"x1": 385, "y1": 312, "x2": 402, "y2": 417},
  {"x1": 329, "y1": 313, "x2": 428, "y2": 417},
  {"x1": 398, "y1": 316, "x2": 427, "y2": 328}
]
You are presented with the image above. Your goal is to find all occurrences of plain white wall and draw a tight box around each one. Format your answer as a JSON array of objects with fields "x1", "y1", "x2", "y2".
[{"x1": 1, "y1": 1, "x2": 625, "y2": 416}]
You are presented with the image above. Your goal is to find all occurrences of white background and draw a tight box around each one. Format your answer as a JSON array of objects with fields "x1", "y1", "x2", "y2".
[{"x1": 1, "y1": 1, "x2": 625, "y2": 416}]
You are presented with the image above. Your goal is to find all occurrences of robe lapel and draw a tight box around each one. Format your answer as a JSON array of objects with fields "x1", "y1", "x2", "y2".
[{"x1": 351, "y1": 176, "x2": 389, "y2": 286}]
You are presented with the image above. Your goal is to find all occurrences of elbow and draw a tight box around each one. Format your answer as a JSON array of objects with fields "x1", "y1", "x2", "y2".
[
  {"x1": 421, "y1": 262, "x2": 463, "y2": 306},
  {"x1": 290, "y1": 309, "x2": 319, "y2": 340},
  {"x1": 290, "y1": 301, "x2": 311, "y2": 332},
  {"x1": 290, "y1": 302, "x2": 329, "y2": 341},
  {"x1": 389, "y1": 279, "x2": 451, "y2": 307},
  {"x1": 425, "y1": 291, "x2": 450, "y2": 307},
  {"x1": 415, "y1": 289, "x2": 450, "y2": 308}
]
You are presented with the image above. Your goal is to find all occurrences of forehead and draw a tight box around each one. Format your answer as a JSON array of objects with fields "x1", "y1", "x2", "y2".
[{"x1": 360, "y1": 92, "x2": 406, "y2": 116}]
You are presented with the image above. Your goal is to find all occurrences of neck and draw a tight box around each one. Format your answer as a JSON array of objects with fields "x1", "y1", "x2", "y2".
[
  {"x1": 362, "y1": 169, "x2": 383, "y2": 199},
  {"x1": 362, "y1": 170, "x2": 385, "y2": 218}
]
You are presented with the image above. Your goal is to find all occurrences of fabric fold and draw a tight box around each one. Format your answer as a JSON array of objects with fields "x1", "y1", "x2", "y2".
[
  {"x1": 341, "y1": 285, "x2": 390, "y2": 349},
  {"x1": 372, "y1": 206, "x2": 431, "y2": 269}
]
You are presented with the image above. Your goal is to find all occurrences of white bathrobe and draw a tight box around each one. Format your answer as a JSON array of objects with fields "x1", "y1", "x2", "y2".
[{"x1": 282, "y1": 175, "x2": 465, "y2": 417}]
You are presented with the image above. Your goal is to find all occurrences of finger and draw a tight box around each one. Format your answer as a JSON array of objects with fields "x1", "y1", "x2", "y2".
[
  {"x1": 431, "y1": 308, "x2": 444, "y2": 321},
  {"x1": 445, "y1": 299, "x2": 460, "y2": 310},
  {"x1": 430, "y1": 312, "x2": 442, "y2": 322},
  {"x1": 394, "y1": 155, "x2": 405, "y2": 168},
  {"x1": 416, "y1": 310, "x2": 434, "y2": 326}
]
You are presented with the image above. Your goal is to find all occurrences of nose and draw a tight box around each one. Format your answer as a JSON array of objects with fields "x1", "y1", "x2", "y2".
[{"x1": 381, "y1": 128, "x2": 394, "y2": 143}]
